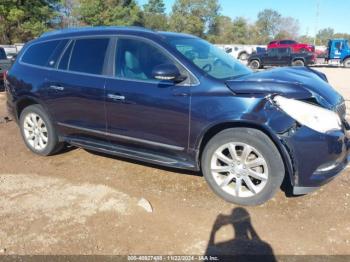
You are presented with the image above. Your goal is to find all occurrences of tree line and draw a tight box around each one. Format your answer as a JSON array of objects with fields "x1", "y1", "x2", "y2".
[{"x1": 0, "y1": 0, "x2": 349, "y2": 45}]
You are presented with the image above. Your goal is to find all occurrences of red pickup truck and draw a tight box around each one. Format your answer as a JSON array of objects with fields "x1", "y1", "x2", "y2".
[{"x1": 268, "y1": 40, "x2": 315, "y2": 53}]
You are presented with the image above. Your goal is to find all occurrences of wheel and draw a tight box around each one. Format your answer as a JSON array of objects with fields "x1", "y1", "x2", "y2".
[
  {"x1": 20, "y1": 104, "x2": 63, "y2": 156},
  {"x1": 238, "y1": 52, "x2": 248, "y2": 61},
  {"x1": 292, "y1": 59, "x2": 305, "y2": 66},
  {"x1": 249, "y1": 60, "x2": 261, "y2": 70},
  {"x1": 201, "y1": 128, "x2": 285, "y2": 206},
  {"x1": 344, "y1": 58, "x2": 350, "y2": 68}
]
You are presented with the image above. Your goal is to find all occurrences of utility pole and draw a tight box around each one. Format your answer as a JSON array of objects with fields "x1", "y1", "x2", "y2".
[{"x1": 314, "y1": 0, "x2": 320, "y2": 45}]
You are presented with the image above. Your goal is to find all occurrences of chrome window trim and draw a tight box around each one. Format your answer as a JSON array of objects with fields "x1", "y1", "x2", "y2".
[
  {"x1": 57, "y1": 122, "x2": 185, "y2": 151},
  {"x1": 18, "y1": 34, "x2": 200, "y2": 87},
  {"x1": 56, "y1": 39, "x2": 74, "y2": 70}
]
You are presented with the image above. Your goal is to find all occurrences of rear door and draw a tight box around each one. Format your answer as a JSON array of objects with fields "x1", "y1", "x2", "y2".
[
  {"x1": 277, "y1": 48, "x2": 291, "y2": 65},
  {"x1": 46, "y1": 37, "x2": 111, "y2": 141}
]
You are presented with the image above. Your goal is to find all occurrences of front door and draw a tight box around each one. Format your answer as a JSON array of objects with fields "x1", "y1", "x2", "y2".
[
  {"x1": 104, "y1": 37, "x2": 191, "y2": 153},
  {"x1": 264, "y1": 49, "x2": 278, "y2": 65}
]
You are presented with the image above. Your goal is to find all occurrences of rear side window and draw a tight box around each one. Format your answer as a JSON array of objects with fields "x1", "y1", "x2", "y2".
[
  {"x1": 68, "y1": 38, "x2": 109, "y2": 75},
  {"x1": 47, "y1": 39, "x2": 69, "y2": 67},
  {"x1": 58, "y1": 41, "x2": 74, "y2": 70},
  {"x1": 21, "y1": 40, "x2": 60, "y2": 66}
]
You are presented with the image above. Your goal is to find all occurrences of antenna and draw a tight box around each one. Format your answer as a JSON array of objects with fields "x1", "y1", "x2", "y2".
[{"x1": 314, "y1": 0, "x2": 320, "y2": 45}]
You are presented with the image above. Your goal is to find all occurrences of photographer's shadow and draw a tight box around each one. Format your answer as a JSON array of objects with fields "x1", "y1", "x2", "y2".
[{"x1": 206, "y1": 207, "x2": 276, "y2": 261}]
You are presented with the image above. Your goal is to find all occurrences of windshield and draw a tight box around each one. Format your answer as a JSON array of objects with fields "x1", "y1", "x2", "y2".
[{"x1": 165, "y1": 37, "x2": 252, "y2": 80}]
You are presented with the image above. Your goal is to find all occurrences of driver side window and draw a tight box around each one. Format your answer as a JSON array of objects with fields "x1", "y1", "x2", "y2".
[
  {"x1": 115, "y1": 38, "x2": 179, "y2": 81},
  {"x1": 335, "y1": 42, "x2": 343, "y2": 51}
]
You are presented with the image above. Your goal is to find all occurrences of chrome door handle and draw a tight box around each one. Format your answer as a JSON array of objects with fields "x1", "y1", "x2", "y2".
[
  {"x1": 108, "y1": 94, "x2": 125, "y2": 101},
  {"x1": 49, "y1": 85, "x2": 64, "y2": 91}
]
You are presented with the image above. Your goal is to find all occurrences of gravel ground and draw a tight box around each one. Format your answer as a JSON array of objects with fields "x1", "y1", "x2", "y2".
[{"x1": 0, "y1": 67, "x2": 350, "y2": 256}]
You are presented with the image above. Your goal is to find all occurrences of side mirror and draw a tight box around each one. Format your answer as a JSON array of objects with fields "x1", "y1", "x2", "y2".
[{"x1": 152, "y1": 64, "x2": 187, "y2": 83}]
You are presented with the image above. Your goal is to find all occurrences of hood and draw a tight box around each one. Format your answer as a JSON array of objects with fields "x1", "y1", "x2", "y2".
[{"x1": 226, "y1": 67, "x2": 343, "y2": 108}]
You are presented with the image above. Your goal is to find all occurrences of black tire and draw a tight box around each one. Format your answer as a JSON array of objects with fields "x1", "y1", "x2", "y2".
[
  {"x1": 238, "y1": 52, "x2": 248, "y2": 61},
  {"x1": 344, "y1": 58, "x2": 350, "y2": 68},
  {"x1": 292, "y1": 59, "x2": 305, "y2": 66},
  {"x1": 201, "y1": 128, "x2": 285, "y2": 206},
  {"x1": 19, "y1": 104, "x2": 63, "y2": 156},
  {"x1": 249, "y1": 60, "x2": 261, "y2": 70}
]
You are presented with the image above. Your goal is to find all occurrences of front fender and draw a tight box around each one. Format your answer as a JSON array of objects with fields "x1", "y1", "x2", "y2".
[{"x1": 192, "y1": 96, "x2": 297, "y2": 185}]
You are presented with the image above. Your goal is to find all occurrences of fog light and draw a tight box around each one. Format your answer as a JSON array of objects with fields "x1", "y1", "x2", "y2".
[{"x1": 316, "y1": 162, "x2": 338, "y2": 172}]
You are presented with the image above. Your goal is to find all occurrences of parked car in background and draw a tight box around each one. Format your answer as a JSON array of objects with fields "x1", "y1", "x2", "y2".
[
  {"x1": 268, "y1": 40, "x2": 315, "y2": 53},
  {"x1": 248, "y1": 47, "x2": 316, "y2": 69},
  {"x1": 216, "y1": 44, "x2": 266, "y2": 61},
  {"x1": 0, "y1": 47, "x2": 11, "y2": 91},
  {"x1": 315, "y1": 46, "x2": 327, "y2": 58},
  {"x1": 0, "y1": 45, "x2": 17, "y2": 59},
  {"x1": 14, "y1": 43, "x2": 24, "y2": 53},
  {"x1": 5, "y1": 27, "x2": 350, "y2": 206},
  {"x1": 325, "y1": 39, "x2": 350, "y2": 68}
]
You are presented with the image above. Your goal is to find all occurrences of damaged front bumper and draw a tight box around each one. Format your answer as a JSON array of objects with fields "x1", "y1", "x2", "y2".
[
  {"x1": 258, "y1": 94, "x2": 350, "y2": 195},
  {"x1": 278, "y1": 124, "x2": 350, "y2": 195}
]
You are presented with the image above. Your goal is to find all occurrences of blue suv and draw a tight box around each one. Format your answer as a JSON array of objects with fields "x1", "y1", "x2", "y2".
[{"x1": 5, "y1": 27, "x2": 350, "y2": 205}]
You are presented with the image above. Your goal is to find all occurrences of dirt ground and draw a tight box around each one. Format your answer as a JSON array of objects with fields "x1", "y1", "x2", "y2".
[{"x1": 0, "y1": 67, "x2": 350, "y2": 257}]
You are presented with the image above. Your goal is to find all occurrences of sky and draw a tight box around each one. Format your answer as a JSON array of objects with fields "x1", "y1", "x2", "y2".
[{"x1": 137, "y1": 0, "x2": 350, "y2": 36}]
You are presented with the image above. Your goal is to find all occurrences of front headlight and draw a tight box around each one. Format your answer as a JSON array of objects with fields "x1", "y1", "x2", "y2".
[{"x1": 274, "y1": 96, "x2": 342, "y2": 134}]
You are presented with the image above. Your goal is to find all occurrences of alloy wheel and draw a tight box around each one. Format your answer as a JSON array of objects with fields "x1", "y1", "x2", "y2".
[
  {"x1": 210, "y1": 142, "x2": 268, "y2": 198},
  {"x1": 23, "y1": 113, "x2": 49, "y2": 151}
]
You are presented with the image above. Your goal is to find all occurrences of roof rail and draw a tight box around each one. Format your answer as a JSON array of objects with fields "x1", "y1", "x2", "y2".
[{"x1": 40, "y1": 26, "x2": 154, "y2": 38}]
